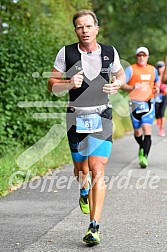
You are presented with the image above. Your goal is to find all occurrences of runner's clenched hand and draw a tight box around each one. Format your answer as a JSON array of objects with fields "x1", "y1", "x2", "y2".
[
  {"x1": 103, "y1": 76, "x2": 122, "y2": 94},
  {"x1": 69, "y1": 70, "x2": 84, "y2": 89}
]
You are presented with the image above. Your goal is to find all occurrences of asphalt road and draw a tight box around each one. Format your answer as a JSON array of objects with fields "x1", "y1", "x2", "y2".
[{"x1": 0, "y1": 125, "x2": 167, "y2": 252}]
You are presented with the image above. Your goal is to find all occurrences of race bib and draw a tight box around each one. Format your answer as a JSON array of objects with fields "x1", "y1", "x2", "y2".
[{"x1": 76, "y1": 113, "x2": 103, "y2": 133}]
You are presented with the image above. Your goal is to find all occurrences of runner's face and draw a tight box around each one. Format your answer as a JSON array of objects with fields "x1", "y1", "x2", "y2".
[
  {"x1": 74, "y1": 15, "x2": 99, "y2": 46},
  {"x1": 136, "y1": 53, "x2": 149, "y2": 66}
]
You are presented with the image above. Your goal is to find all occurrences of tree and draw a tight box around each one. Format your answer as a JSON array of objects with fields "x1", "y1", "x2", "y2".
[
  {"x1": 93, "y1": 0, "x2": 167, "y2": 64},
  {"x1": 0, "y1": 0, "x2": 92, "y2": 155}
]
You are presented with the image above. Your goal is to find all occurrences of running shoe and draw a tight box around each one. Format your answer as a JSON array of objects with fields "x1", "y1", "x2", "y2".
[
  {"x1": 79, "y1": 177, "x2": 91, "y2": 214},
  {"x1": 158, "y1": 129, "x2": 166, "y2": 137},
  {"x1": 79, "y1": 194, "x2": 90, "y2": 214},
  {"x1": 83, "y1": 223, "x2": 100, "y2": 245},
  {"x1": 139, "y1": 156, "x2": 148, "y2": 168},
  {"x1": 138, "y1": 148, "x2": 144, "y2": 163}
]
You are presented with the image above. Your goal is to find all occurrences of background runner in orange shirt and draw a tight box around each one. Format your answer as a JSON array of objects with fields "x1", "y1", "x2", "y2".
[{"x1": 121, "y1": 47, "x2": 159, "y2": 168}]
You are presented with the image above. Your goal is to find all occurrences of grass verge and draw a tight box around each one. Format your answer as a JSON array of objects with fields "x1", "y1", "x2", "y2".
[{"x1": 0, "y1": 136, "x2": 72, "y2": 197}]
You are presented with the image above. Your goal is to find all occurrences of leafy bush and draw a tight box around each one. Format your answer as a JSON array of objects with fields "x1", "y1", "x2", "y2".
[
  {"x1": 0, "y1": 28, "x2": 60, "y2": 154},
  {"x1": 0, "y1": 0, "x2": 92, "y2": 156}
]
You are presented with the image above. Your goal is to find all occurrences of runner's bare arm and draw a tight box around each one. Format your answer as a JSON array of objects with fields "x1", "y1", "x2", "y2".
[{"x1": 48, "y1": 68, "x2": 84, "y2": 92}]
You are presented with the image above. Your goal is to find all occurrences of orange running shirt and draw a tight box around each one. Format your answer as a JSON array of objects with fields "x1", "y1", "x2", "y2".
[{"x1": 126, "y1": 64, "x2": 157, "y2": 101}]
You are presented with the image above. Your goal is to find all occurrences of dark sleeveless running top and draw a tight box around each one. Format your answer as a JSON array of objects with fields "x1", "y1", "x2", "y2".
[{"x1": 65, "y1": 43, "x2": 114, "y2": 107}]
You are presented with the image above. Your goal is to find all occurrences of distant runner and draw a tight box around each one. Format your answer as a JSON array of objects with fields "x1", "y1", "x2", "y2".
[{"x1": 121, "y1": 47, "x2": 159, "y2": 168}]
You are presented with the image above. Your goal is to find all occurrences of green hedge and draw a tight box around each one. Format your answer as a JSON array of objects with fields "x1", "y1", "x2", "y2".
[
  {"x1": 0, "y1": 0, "x2": 92, "y2": 156},
  {"x1": 0, "y1": 29, "x2": 63, "y2": 155}
]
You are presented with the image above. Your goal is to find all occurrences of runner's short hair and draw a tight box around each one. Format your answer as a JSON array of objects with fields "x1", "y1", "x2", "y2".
[{"x1": 73, "y1": 9, "x2": 98, "y2": 27}]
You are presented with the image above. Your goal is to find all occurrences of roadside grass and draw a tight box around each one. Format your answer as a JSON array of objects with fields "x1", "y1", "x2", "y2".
[
  {"x1": 0, "y1": 136, "x2": 72, "y2": 197},
  {"x1": 113, "y1": 112, "x2": 132, "y2": 139},
  {"x1": 165, "y1": 109, "x2": 167, "y2": 117},
  {"x1": 0, "y1": 113, "x2": 132, "y2": 198}
]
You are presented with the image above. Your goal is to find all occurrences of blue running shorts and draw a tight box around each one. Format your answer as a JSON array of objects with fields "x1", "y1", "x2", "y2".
[
  {"x1": 130, "y1": 100, "x2": 155, "y2": 129},
  {"x1": 66, "y1": 107, "x2": 113, "y2": 162}
]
